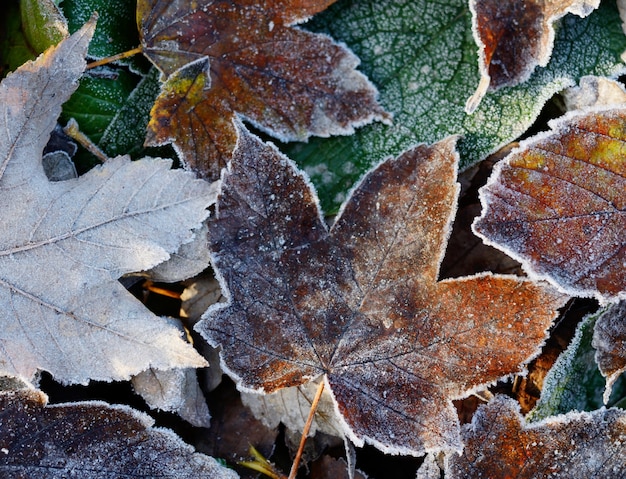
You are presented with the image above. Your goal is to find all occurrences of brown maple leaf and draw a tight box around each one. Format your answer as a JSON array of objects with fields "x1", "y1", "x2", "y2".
[
  {"x1": 138, "y1": 0, "x2": 389, "y2": 180},
  {"x1": 473, "y1": 106, "x2": 626, "y2": 303},
  {"x1": 446, "y1": 395, "x2": 626, "y2": 478},
  {"x1": 195, "y1": 126, "x2": 567, "y2": 455},
  {"x1": 466, "y1": 0, "x2": 600, "y2": 112}
]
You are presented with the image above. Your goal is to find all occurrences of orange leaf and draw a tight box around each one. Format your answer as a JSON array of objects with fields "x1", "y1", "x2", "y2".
[
  {"x1": 447, "y1": 395, "x2": 626, "y2": 478},
  {"x1": 473, "y1": 106, "x2": 626, "y2": 302}
]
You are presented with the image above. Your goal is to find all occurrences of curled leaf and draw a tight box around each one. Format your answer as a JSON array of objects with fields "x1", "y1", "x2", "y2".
[
  {"x1": 466, "y1": 0, "x2": 601, "y2": 112},
  {"x1": 593, "y1": 300, "x2": 626, "y2": 402}
]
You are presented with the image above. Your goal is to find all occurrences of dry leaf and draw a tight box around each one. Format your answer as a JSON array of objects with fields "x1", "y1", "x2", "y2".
[
  {"x1": 196, "y1": 126, "x2": 566, "y2": 456},
  {"x1": 467, "y1": 0, "x2": 601, "y2": 112},
  {"x1": 592, "y1": 301, "x2": 626, "y2": 402},
  {"x1": 139, "y1": 0, "x2": 389, "y2": 180},
  {"x1": 473, "y1": 106, "x2": 626, "y2": 302},
  {"x1": 446, "y1": 395, "x2": 626, "y2": 478},
  {"x1": 0, "y1": 388, "x2": 237, "y2": 478},
  {"x1": 0, "y1": 19, "x2": 213, "y2": 385}
]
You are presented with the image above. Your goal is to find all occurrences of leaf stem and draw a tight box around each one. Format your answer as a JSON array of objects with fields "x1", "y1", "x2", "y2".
[
  {"x1": 288, "y1": 379, "x2": 325, "y2": 479},
  {"x1": 86, "y1": 46, "x2": 143, "y2": 69},
  {"x1": 63, "y1": 119, "x2": 108, "y2": 163}
]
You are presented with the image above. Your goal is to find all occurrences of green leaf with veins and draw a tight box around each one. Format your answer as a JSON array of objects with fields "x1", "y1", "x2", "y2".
[
  {"x1": 528, "y1": 308, "x2": 626, "y2": 422},
  {"x1": 284, "y1": 0, "x2": 626, "y2": 213}
]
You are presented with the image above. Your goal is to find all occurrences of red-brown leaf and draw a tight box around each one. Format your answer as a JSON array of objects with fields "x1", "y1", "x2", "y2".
[
  {"x1": 195, "y1": 126, "x2": 566, "y2": 455},
  {"x1": 466, "y1": 0, "x2": 600, "y2": 112},
  {"x1": 473, "y1": 107, "x2": 626, "y2": 302},
  {"x1": 139, "y1": 0, "x2": 388, "y2": 180},
  {"x1": 446, "y1": 395, "x2": 626, "y2": 478}
]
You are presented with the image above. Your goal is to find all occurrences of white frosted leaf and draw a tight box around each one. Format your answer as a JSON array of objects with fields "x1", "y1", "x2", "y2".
[{"x1": 0, "y1": 20, "x2": 213, "y2": 385}]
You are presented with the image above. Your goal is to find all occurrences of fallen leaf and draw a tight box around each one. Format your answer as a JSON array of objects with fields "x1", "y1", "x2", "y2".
[
  {"x1": 139, "y1": 0, "x2": 389, "y2": 180},
  {"x1": 592, "y1": 301, "x2": 626, "y2": 402},
  {"x1": 473, "y1": 106, "x2": 626, "y2": 302},
  {"x1": 0, "y1": 20, "x2": 213, "y2": 384},
  {"x1": 285, "y1": 0, "x2": 626, "y2": 213},
  {"x1": 466, "y1": 0, "x2": 600, "y2": 112},
  {"x1": 0, "y1": 388, "x2": 237, "y2": 479},
  {"x1": 446, "y1": 395, "x2": 626, "y2": 478},
  {"x1": 196, "y1": 126, "x2": 566, "y2": 455},
  {"x1": 20, "y1": 0, "x2": 68, "y2": 56}
]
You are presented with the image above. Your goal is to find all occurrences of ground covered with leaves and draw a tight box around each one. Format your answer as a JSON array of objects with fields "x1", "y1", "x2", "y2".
[{"x1": 0, "y1": 0, "x2": 625, "y2": 478}]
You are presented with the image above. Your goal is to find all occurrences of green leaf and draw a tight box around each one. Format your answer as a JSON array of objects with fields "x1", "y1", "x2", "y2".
[
  {"x1": 528, "y1": 308, "x2": 626, "y2": 422},
  {"x1": 20, "y1": 0, "x2": 68, "y2": 54},
  {"x1": 99, "y1": 67, "x2": 162, "y2": 158},
  {"x1": 1, "y1": 0, "x2": 67, "y2": 76},
  {"x1": 61, "y1": 68, "x2": 138, "y2": 143},
  {"x1": 285, "y1": 0, "x2": 626, "y2": 213}
]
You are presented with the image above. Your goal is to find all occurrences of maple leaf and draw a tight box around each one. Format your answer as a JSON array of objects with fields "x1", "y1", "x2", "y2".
[
  {"x1": 195, "y1": 126, "x2": 567, "y2": 455},
  {"x1": 0, "y1": 19, "x2": 214, "y2": 385},
  {"x1": 138, "y1": 0, "x2": 389, "y2": 180},
  {"x1": 473, "y1": 106, "x2": 626, "y2": 303},
  {"x1": 592, "y1": 300, "x2": 626, "y2": 402},
  {"x1": 466, "y1": 0, "x2": 601, "y2": 112},
  {"x1": 0, "y1": 388, "x2": 237, "y2": 479},
  {"x1": 445, "y1": 395, "x2": 626, "y2": 478}
]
